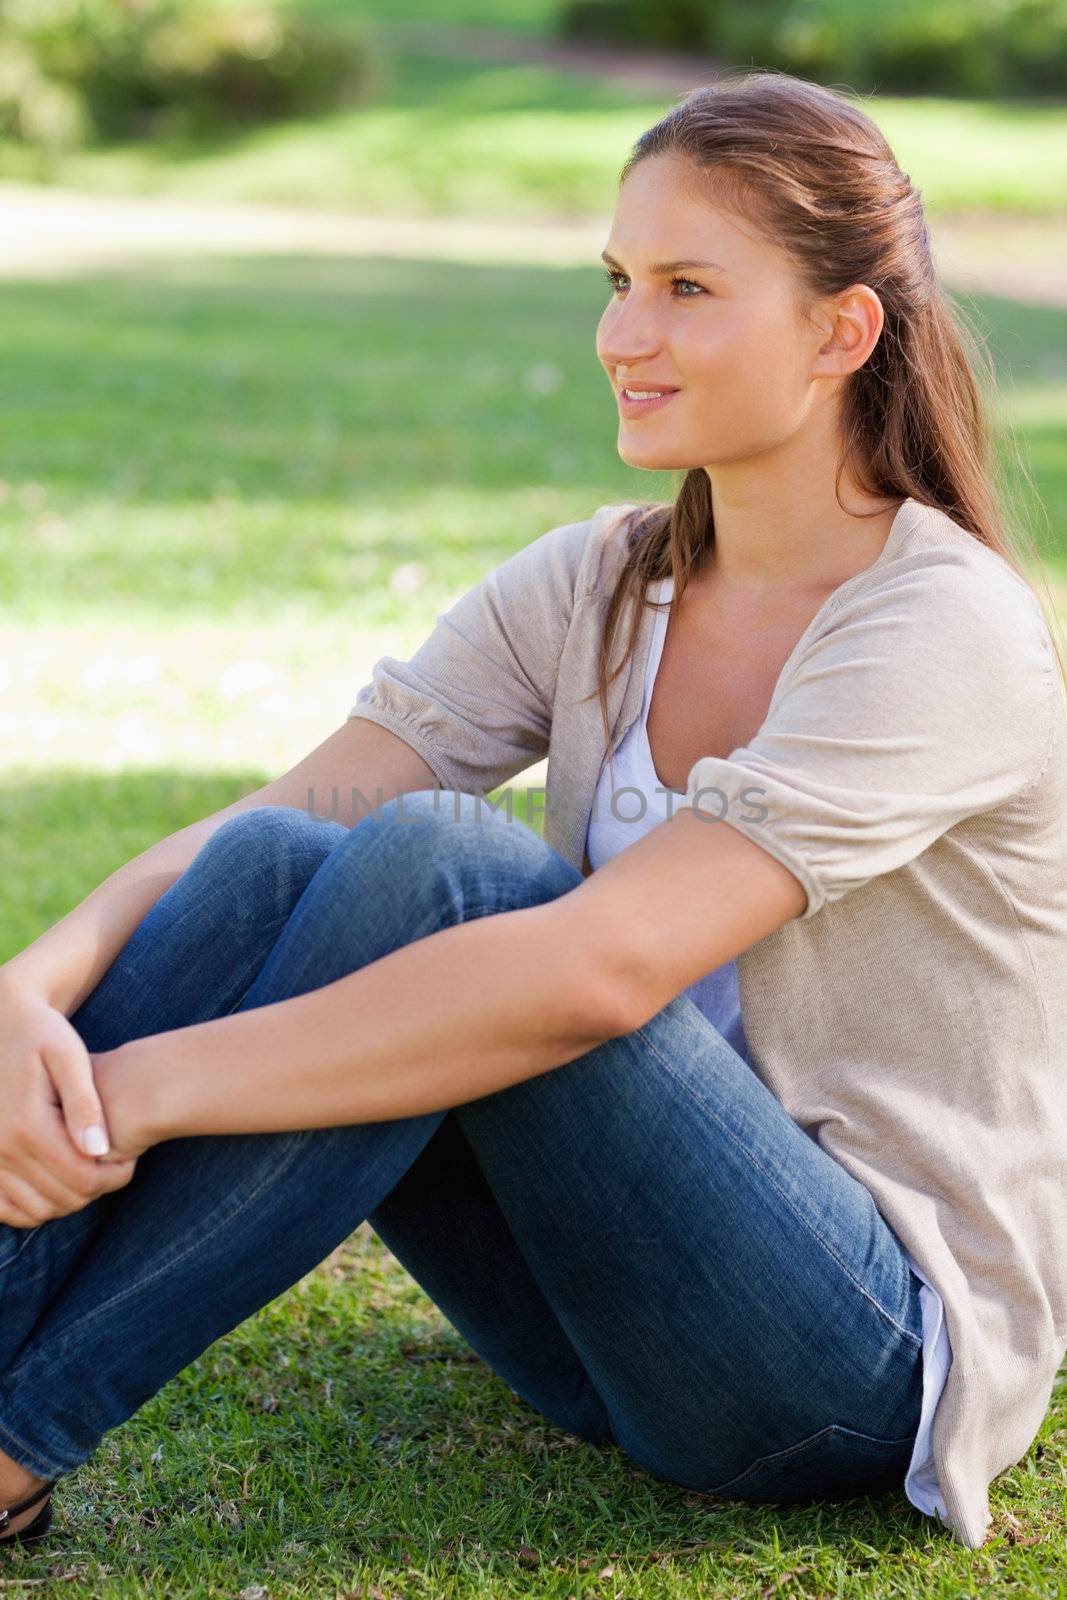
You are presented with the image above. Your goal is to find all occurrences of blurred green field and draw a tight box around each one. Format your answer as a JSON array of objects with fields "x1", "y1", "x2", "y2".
[
  {"x1": 3, "y1": 43, "x2": 1067, "y2": 218},
  {"x1": 0, "y1": 259, "x2": 1061, "y2": 628},
  {"x1": 284, "y1": 0, "x2": 567, "y2": 28},
  {"x1": 0, "y1": 255, "x2": 662, "y2": 630}
]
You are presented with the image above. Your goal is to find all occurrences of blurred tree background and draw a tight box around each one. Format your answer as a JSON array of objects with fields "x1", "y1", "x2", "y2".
[
  {"x1": 0, "y1": 0, "x2": 374, "y2": 149},
  {"x1": 562, "y1": 0, "x2": 1067, "y2": 95},
  {"x1": 0, "y1": 9, "x2": 1065, "y2": 1588}
]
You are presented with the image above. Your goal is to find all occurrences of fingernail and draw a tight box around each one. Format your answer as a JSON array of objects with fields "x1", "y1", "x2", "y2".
[{"x1": 83, "y1": 1124, "x2": 109, "y2": 1156}]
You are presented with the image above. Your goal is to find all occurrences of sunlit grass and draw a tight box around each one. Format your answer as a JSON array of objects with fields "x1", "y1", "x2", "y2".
[{"x1": 1, "y1": 258, "x2": 1061, "y2": 625}]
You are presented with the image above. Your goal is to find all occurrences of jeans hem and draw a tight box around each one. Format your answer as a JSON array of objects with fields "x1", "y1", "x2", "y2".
[{"x1": 0, "y1": 1414, "x2": 73, "y2": 1482}]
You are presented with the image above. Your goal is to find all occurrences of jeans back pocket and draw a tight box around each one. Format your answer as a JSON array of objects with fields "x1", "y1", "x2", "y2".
[{"x1": 708, "y1": 1422, "x2": 917, "y2": 1506}]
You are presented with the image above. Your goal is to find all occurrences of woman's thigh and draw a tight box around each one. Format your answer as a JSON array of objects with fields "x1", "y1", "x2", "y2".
[
  {"x1": 365, "y1": 794, "x2": 924, "y2": 1505},
  {"x1": 454, "y1": 994, "x2": 924, "y2": 1500}
]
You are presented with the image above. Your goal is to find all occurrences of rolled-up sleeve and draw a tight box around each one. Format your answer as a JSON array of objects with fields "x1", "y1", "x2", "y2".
[
  {"x1": 683, "y1": 563, "x2": 1061, "y2": 921},
  {"x1": 347, "y1": 513, "x2": 598, "y2": 795}
]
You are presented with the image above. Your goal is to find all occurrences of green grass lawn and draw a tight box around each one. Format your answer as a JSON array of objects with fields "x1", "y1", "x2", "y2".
[
  {"x1": 1, "y1": 48, "x2": 1066, "y2": 1592},
  {"x1": 284, "y1": 0, "x2": 569, "y2": 31},
  {"x1": 0, "y1": 260, "x2": 1061, "y2": 630},
  {"x1": 3, "y1": 41, "x2": 1067, "y2": 219}
]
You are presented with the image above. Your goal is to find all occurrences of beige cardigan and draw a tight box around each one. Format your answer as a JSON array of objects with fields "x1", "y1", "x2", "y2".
[{"x1": 348, "y1": 497, "x2": 1067, "y2": 1549}]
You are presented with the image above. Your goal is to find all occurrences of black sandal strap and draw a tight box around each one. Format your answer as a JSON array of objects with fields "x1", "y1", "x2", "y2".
[{"x1": 0, "y1": 1480, "x2": 56, "y2": 1529}]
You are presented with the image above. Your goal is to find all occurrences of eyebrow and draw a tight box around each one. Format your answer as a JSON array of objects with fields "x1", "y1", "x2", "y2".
[{"x1": 600, "y1": 249, "x2": 731, "y2": 277}]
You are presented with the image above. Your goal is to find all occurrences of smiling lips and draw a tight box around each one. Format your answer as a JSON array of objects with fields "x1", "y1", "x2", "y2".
[
  {"x1": 618, "y1": 385, "x2": 679, "y2": 416},
  {"x1": 618, "y1": 379, "x2": 679, "y2": 394}
]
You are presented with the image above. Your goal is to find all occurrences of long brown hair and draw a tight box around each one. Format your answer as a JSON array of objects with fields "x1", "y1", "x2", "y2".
[{"x1": 587, "y1": 68, "x2": 1067, "y2": 760}]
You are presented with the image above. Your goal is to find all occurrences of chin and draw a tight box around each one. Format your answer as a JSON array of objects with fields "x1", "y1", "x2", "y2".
[{"x1": 618, "y1": 443, "x2": 700, "y2": 472}]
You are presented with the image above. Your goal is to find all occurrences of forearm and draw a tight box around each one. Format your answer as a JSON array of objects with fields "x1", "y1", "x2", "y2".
[{"x1": 101, "y1": 900, "x2": 623, "y2": 1143}]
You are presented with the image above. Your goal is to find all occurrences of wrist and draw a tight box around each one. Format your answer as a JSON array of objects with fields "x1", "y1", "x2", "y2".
[
  {"x1": 0, "y1": 958, "x2": 71, "y2": 1016},
  {"x1": 0, "y1": 961, "x2": 45, "y2": 1004},
  {"x1": 95, "y1": 1037, "x2": 176, "y2": 1156}
]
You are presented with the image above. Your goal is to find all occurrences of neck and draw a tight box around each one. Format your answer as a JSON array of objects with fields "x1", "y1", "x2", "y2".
[{"x1": 700, "y1": 432, "x2": 902, "y2": 599}]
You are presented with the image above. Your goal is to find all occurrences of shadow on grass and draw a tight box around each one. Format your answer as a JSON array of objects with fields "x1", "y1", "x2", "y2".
[{"x1": 0, "y1": 767, "x2": 268, "y2": 960}]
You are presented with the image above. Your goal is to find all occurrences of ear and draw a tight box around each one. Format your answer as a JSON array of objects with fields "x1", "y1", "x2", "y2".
[{"x1": 810, "y1": 284, "x2": 885, "y2": 380}]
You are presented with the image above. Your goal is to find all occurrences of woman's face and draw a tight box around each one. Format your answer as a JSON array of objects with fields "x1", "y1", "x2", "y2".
[{"x1": 596, "y1": 153, "x2": 832, "y2": 473}]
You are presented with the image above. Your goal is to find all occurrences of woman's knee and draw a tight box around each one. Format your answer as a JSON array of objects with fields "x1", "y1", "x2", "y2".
[
  {"x1": 190, "y1": 806, "x2": 347, "y2": 915},
  {"x1": 339, "y1": 787, "x2": 583, "y2": 917},
  {"x1": 207, "y1": 803, "x2": 345, "y2": 851}
]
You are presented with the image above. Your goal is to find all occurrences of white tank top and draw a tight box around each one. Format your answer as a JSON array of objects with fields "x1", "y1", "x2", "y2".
[{"x1": 585, "y1": 573, "x2": 952, "y2": 1528}]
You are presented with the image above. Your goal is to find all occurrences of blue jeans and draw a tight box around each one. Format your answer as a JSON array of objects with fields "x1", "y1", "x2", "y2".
[{"x1": 0, "y1": 791, "x2": 924, "y2": 1508}]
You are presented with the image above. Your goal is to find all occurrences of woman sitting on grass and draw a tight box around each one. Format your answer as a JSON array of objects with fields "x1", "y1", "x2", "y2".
[{"x1": 1, "y1": 69, "x2": 1065, "y2": 1555}]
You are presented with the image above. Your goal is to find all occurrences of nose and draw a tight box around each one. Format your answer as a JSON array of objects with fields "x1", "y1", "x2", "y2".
[{"x1": 597, "y1": 297, "x2": 664, "y2": 375}]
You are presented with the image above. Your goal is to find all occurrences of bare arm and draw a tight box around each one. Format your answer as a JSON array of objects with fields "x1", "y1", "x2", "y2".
[
  {"x1": 1, "y1": 719, "x2": 441, "y2": 1017},
  {"x1": 94, "y1": 805, "x2": 806, "y2": 1153}
]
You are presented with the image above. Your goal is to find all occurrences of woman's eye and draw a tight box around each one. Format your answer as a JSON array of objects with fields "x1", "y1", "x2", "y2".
[{"x1": 602, "y1": 269, "x2": 704, "y2": 298}]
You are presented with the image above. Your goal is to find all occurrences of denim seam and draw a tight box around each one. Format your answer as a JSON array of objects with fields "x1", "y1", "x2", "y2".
[
  {"x1": 0, "y1": 1210, "x2": 100, "y2": 1289},
  {"x1": 706, "y1": 1421, "x2": 917, "y2": 1500},
  {"x1": 4, "y1": 1129, "x2": 317, "y2": 1379},
  {"x1": 0, "y1": 1225, "x2": 52, "y2": 1272},
  {"x1": 634, "y1": 1023, "x2": 923, "y2": 1351}
]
